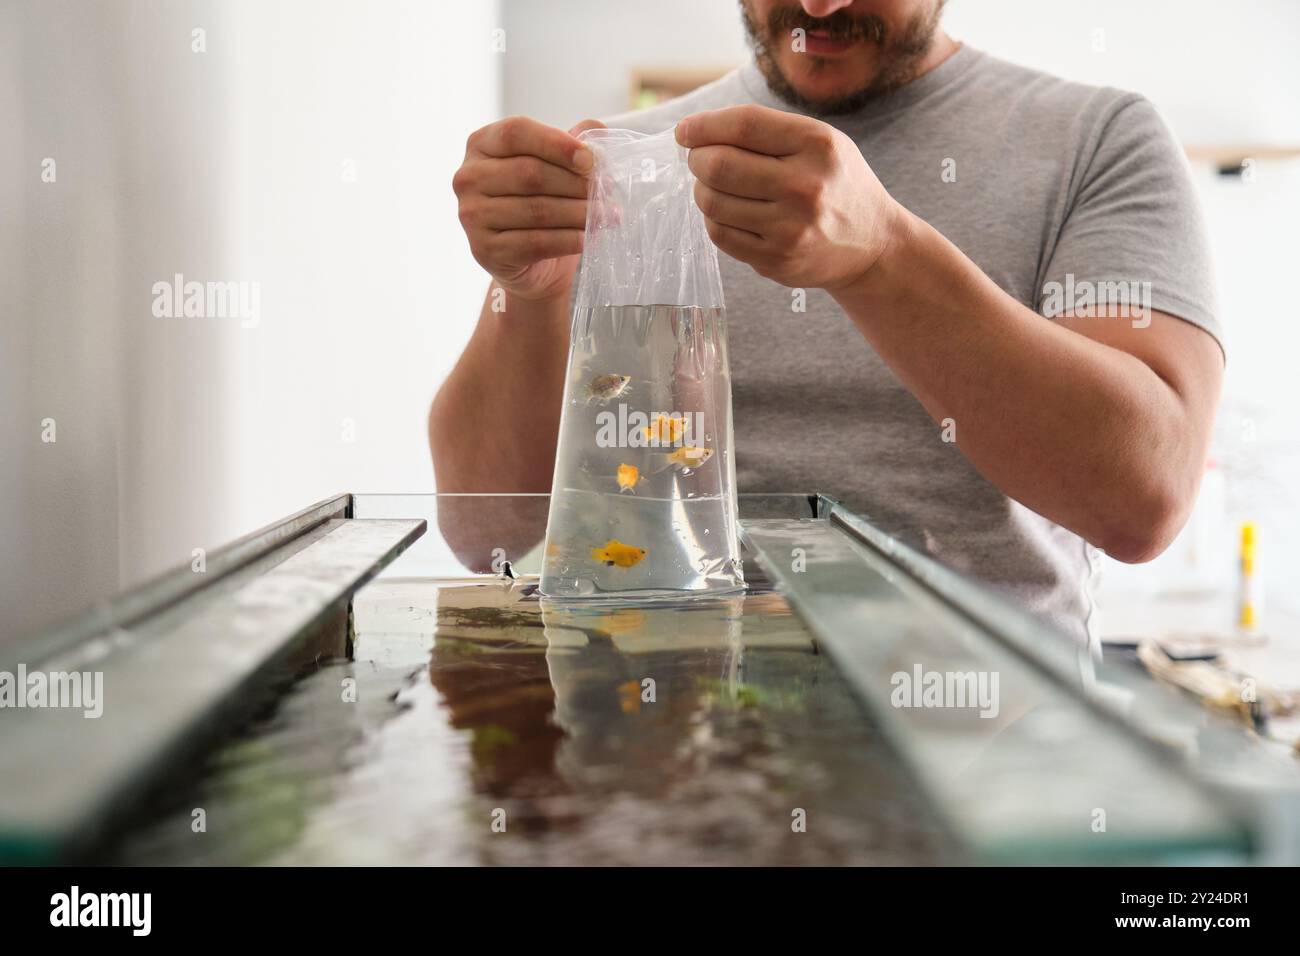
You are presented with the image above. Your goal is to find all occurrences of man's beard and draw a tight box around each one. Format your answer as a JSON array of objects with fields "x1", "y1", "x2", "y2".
[{"x1": 740, "y1": 0, "x2": 944, "y2": 116}]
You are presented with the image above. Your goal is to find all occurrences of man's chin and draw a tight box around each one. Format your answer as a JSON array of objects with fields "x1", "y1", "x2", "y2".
[
  {"x1": 771, "y1": 55, "x2": 879, "y2": 114},
  {"x1": 791, "y1": 77, "x2": 875, "y2": 107},
  {"x1": 777, "y1": 84, "x2": 875, "y2": 117}
]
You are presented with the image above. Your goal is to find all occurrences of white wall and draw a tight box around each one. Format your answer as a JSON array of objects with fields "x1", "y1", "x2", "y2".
[
  {"x1": 1, "y1": 0, "x2": 500, "y2": 640},
  {"x1": 502, "y1": 0, "x2": 752, "y2": 128},
  {"x1": 215, "y1": 0, "x2": 501, "y2": 538},
  {"x1": 943, "y1": 0, "x2": 1300, "y2": 145}
]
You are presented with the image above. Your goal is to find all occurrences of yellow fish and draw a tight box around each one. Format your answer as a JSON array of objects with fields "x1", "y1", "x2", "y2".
[
  {"x1": 590, "y1": 538, "x2": 648, "y2": 568},
  {"x1": 616, "y1": 463, "x2": 640, "y2": 493},
  {"x1": 664, "y1": 445, "x2": 713, "y2": 470},
  {"x1": 601, "y1": 608, "x2": 645, "y2": 636},
  {"x1": 618, "y1": 679, "x2": 642, "y2": 714},
  {"x1": 642, "y1": 414, "x2": 687, "y2": 444}
]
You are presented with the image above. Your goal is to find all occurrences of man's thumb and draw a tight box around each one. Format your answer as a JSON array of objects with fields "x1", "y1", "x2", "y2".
[{"x1": 568, "y1": 118, "x2": 607, "y2": 138}]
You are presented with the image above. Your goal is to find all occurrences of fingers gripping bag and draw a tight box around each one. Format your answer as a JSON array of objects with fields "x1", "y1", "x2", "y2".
[{"x1": 539, "y1": 127, "x2": 744, "y2": 599}]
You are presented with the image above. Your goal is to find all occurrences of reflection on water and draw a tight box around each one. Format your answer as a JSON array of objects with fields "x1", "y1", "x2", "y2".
[{"x1": 106, "y1": 579, "x2": 955, "y2": 865}]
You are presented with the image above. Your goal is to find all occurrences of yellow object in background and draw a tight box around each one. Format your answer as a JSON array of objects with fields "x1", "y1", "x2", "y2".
[{"x1": 1237, "y1": 521, "x2": 1260, "y2": 633}]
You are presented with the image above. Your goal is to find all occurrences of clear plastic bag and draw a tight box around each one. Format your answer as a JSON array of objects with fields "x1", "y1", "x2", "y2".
[{"x1": 539, "y1": 128, "x2": 744, "y2": 599}]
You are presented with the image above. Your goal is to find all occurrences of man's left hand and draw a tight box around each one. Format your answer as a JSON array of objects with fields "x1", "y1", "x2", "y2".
[{"x1": 675, "y1": 104, "x2": 900, "y2": 292}]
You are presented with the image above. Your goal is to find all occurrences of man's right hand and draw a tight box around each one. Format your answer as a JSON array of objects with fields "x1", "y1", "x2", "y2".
[{"x1": 452, "y1": 116, "x2": 605, "y2": 302}]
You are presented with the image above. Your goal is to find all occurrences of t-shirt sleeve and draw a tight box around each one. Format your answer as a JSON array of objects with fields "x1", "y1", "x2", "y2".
[{"x1": 1037, "y1": 94, "x2": 1223, "y2": 357}]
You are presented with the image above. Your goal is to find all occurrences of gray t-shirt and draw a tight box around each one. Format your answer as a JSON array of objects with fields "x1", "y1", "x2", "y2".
[{"x1": 600, "y1": 45, "x2": 1221, "y2": 647}]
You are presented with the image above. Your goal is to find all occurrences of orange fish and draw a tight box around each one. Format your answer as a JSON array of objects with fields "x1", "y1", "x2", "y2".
[
  {"x1": 618, "y1": 679, "x2": 642, "y2": 714},
  {"x1": 590, "y1": 538, "x2": 647, "y2": 568},
  {"x1": 601, "y1": 608, "x2": 645, "y2": 635},
  {"x1": 616, "y1": 463, "x2": 640, "y2": 493},
  {"x1": 642, "y1": 414, "x2": 687, "y2": 445}
]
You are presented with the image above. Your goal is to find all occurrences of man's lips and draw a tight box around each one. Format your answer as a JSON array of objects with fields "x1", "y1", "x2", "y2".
[{"x1": 803, "y1": 29, "x2": 859, "y2": 56}]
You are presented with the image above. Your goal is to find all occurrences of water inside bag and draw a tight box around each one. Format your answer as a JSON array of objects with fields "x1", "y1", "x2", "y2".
[{"x1": 540, "y1": 303, "x2": 742, "y2": 598}]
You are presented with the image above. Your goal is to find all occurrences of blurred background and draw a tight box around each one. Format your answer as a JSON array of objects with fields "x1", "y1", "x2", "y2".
[{"x1": 3, "y1": 0, "x2": 1298, "y2": 642}]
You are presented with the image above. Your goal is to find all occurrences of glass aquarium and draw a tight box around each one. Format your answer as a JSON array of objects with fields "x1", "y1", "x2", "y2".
[{"x1": 1, "y1": 493, "x2": 1291, "y2": 866}]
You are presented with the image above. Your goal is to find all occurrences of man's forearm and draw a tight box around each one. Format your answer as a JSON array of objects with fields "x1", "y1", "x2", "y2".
[
  {"x1": 429, "y1": 282, "x2": 570, "y2": 492},
  {"x1": 831, "y1": 205, "x2": 1208, "y2": 562}
]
